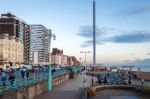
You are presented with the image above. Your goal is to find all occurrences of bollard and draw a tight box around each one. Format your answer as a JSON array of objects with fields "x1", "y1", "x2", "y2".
[{"x1": 47, "y1": 64, "x2": 52, "y2": 91}]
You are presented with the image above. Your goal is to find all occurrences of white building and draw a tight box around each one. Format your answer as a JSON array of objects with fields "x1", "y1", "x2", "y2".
[
  {"x1": 29, "y1": 24, "x2": 50, "y2": 65},
  {"x1": 61, "y1": 55, "x2": 68, "y2": 67},
  {"x1": 50, "y1": 48, "x2": 63, "y2": 66},
  {"x1": 51, "y1": 54, "x2": 62, "y2": 65},
  {"x1": 49, "y1": 48, "x2": 76, "y2": 67}
]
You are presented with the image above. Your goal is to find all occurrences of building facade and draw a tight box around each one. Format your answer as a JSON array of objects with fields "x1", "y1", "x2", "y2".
[
  {"x1": 61, "y1": 55, "x2": 68, "y2": 67},
  {"x1": 50, "y1": 48, "x2": 63, "y2": 66},
  {"x1": 0, "y1": 12, "x2": 30, "y2": 64},
  {"x1": 29, "y1": 24, "x2": 50, "y2": 65},
  {"x1": 0, "y1": 34, "x2": 24, "y2": 68},
  {"x1": 49, "y1": 48, "x2": 79, "y2": 67}
]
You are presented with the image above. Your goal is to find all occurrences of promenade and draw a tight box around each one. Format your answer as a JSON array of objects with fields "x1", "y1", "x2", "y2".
[
  {"x1": 33, "y1": 71, "x2": 150, "y2": 99},
  {"x1": 33, "y1": 71, "x2": 96, "y2": 99}
]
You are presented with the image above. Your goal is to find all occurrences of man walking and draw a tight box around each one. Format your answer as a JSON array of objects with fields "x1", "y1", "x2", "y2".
[
  {"x1": 1, "y1": 72, "x2": 7, "y2": 88},
  {"x1": 9, "y1": 73, "x2": 15, "y2": 86},
  {"x1": 141, "y1": 78, "x2": 144, "y2": 86}
]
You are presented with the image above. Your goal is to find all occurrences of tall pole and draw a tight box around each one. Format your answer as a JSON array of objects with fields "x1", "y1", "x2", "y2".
[
  {"x1": 48, "y1": 29, "x2": 55, "y2": 91},
  {"x1": 93, "y1": 0, "x2": 96, "y2": 67},
  {"x1": 80, "y1": 51, "x2": 91, "y2": 87},
  {"x1": 48, "y1": 29, "x2": 52, "y2": 91},
  {"x1": 91, "y1": 0, "x2": 96, "y2": 86}
]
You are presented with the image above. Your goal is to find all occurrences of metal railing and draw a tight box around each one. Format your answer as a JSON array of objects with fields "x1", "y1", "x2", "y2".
[
  {"x1": 0, "y1": 66, "x2": 84, "y2": 94},
  {"x1": 0, "y1": 69, "x2": 69, "y2": 94}
]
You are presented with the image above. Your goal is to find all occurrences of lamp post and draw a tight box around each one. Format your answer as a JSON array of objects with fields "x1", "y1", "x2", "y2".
[
  {"x1": 80, "y1": 51, "x2": 91, "y2": 87},
  {"x1": 79, "y1": 57, "x2": 82, "y2": 73},
  {"x1": 47, "y1": 29, "x2": 56, "y2": 91}
]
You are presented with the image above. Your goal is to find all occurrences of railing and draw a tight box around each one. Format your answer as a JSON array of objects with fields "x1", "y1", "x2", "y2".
[
  {"x1": 52, "y1": 69, "x2": 70, "y2": 78},
  {"x1": 0, "y1": 66, "x2": 84, "y2": 94},
  {"x1": 0, "y1": 69, "x2": 69, "y2": 94}
]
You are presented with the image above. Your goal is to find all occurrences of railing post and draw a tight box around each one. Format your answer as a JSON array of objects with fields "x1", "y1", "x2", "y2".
[
  {"x1": 14, "y1": 78, "x2": 17, "y2": 89},
  {"x1": 34, "y1": 71, "x2": 36, "y2": 83},
  {"x1": 0, "y1": 86, "x2": 2, "y2": 95},
  {"x1": 47, "y1": 64, "x2": 52, "y2": 91},
  {"x1": 25, "y1": 72, "x2": 28, "y2": 85}
]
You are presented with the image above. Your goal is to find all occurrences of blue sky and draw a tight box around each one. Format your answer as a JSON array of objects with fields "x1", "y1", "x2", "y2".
[{"x1": 0, "y1": 0, "x2": 150, "y2": 66}]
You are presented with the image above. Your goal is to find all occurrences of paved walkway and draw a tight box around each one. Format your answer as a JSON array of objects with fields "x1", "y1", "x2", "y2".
[
  {"x1": 33, "y1": 71, "x2": 96, "y2": 99},
  {"x1": 33, "y1": 71, "x2": 150, "y2": 99}
]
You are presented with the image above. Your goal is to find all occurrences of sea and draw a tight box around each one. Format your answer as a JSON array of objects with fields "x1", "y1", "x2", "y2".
[
  {"x1": 95, "y1": 65, "x2": 150, "y2": 72},
  {"x1": 134, "y1": 66, "x2": 150, "y2": 72},
  {"x1": 122, "y1": 66, "x2": 150, "y2": 72}
]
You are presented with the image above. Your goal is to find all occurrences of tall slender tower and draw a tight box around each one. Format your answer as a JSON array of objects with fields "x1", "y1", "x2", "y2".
[{"x1": 93, "y1": 0, "x2": 96, "y2": 67}]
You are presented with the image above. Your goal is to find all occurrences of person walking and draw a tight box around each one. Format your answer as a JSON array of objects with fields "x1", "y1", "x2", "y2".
[
  {"x1": 9, "y1": 73, "x2": 15, "y2": 86},
  {"x1": 98, "y1": 74, "x2": 101, "y2": 84},
  {"x1": 141, "y1": 78, "x2": 144, "y2": 86},
  {"x1": 104, "y1": 77, "x2": 107, "y2": 84},
  {"x1": 21, "y1": 70, "x2": 25, "y2": 79},
  {"x1": 26, "y1": 70, "x2": 29, "y2": 78},
  {"x1": 128, "y1": 75, "x2": 132, "y2": 84},
  {"x1": 1, "y1": 72, "x2": 7, "y2": 88}
]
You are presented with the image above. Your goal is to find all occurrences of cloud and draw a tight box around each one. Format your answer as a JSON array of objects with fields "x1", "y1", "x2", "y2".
[
  {"x1": 77, "y1": 26, "x2": 118, "y2": 47},
  {"x1": 77, "y1": 26, "x2": 150, "y2": 48},
  {"x1": 80, "y1": 40, "x2": 104, "y2": 48},
  {"x1": 148, "y1": 53, "x2": 150, "y2": 55},
  {"x1": 117, "y1": 5, "x2": 150, "y2": 16},
  {"x1": 77, "y1": 25, "x2": 104, "y2": 39},
  {"x1": 110, "y1": 31, "x2": 150, "y2": 43}
]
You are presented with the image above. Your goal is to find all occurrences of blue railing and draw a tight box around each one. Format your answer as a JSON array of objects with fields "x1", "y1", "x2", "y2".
[
  {"x1": 52, "y1": 69, "x2": 70, "y2": 78},
  {"x1": 0, "y1": 66, "x2": 84, "y2": 94},
  {"x1": 0, "y1": 69, "x2": 69, "y2": 94}
]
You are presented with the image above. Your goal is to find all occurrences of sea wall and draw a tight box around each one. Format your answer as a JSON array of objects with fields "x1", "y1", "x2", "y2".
[{"x1": 0, "y1": 73, "x2": 70, "y2": 99}]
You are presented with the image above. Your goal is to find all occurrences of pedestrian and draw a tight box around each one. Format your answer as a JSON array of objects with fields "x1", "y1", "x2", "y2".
[
  {"x1": 141, "y1": 78, "x2": 144, "y2": 86},
  {"x1": 104, "y1": 77, "x2": 107, "y2": 84},
  {"x1": 1, "y1": 72, "x2": 7, "y2": 87},
  {"x1": 9, "y1": 73, "x2": 15, "y2": 85},
  {"x1": 26, "y1": 70, "x2": 29, "y2": 78},
  {"x1": 107, "y1": 73, "x2": 110, "y2": 78},
  {"x1": 20, "y1": 67, "x2": 26, "y2": 79},
  {"x1": 98, "y1": 74, "x2": 101, "y2": 84},
  {"x1": 21, "y1": 70, "x2": 25, "y2": 79},
  {"x1": 91, "y1": 78, "x2": 94, "y2": 86},
  {"x1": 128, "y1": 75, "x2": 132, "y2": 84}
]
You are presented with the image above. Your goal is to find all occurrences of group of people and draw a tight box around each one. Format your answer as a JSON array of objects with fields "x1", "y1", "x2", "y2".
[
  {"x1": 1, "y1": 69, "x2": 15, "y2": 88},
  {"x1": 95, "y1": 72, "x2": 145, "y2": 86},
  {"x1": 121, "y1": 72, "x2": 145, "y2": 86},
  {"x1": 1, "y1": 67, "x2": 31, "y2": 89},
  {"x1": 97, "y1": 74, "x2": 108, "y2": 85}
]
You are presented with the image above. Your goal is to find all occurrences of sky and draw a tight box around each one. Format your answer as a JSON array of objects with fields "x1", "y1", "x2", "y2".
[{"x1": 0, "y1": 0, "x2": 150, "y2": 66}]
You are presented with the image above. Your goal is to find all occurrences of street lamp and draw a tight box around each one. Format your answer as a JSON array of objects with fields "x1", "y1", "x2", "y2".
[
  {"x1": 79, "y1": 57, "x2": 82, "y2": 73},
  {"x1": 80, "y1": 51, "x2": 91, "y2": 87},
  {"x1": 48, "y1": 29, "x2": 56, "y2": 91}
]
